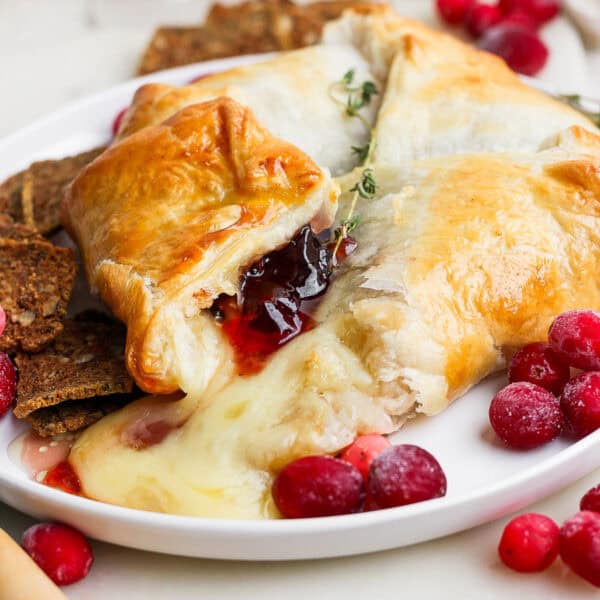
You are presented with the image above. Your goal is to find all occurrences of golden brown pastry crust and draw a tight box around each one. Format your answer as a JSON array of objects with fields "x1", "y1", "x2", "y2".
[{"x1": 62, "y1": 97, "x2": 337, "y2": 394}]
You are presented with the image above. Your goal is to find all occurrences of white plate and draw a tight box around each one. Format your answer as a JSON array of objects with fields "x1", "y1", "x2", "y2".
[{"x1": 0, "y1": 56, "x2": 599, "y2": 561}]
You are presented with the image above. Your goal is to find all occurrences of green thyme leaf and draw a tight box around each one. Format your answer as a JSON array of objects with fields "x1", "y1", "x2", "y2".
[
  {"x1": 351, "y1": 143, "x2": 370, "y2": 163},
  {"x1": 350, "y1": 168, "x2": 377, "y2": 199},
  {"x1": 342, "y1": 69, "x2": 355, "y2": 86}
]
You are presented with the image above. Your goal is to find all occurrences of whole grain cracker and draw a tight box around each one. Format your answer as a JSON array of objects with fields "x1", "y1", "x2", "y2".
[
  {"x1": 21, "y1": 147, "x2": 105, "y2": 235},
  {"x1": 27, "y1": 394, "x2": 135, "y2": 437},
  {"x1": 14, "y1": 319, "x2": 133, "y2": 419},
  {"x1": 0, "y1": 221, "x2": 77, "y2": 353}
]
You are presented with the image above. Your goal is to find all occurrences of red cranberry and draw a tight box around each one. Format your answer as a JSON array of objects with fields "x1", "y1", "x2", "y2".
[
  {"x1": 43, "y1": 461, "x2": 81, "y2": 495},
  {"x1": 498, "y1": 513, "x2": 559, "y2": 572},
  {"x1": 0, "y1": 304, "x2": 5, "y2": 337},
  {"x1": 581, "y1": 484, "x2": 600, "y2": 513},
  {"x1": 560, "y1": 372, "x2": 600, "y2": 439},
  {"x1": 508, "y1": 342, "x2": 570, "y2": 395},
  {"x1": 549, "y1": 310, "x2": 600, "y2": 371},
  {"x1": 340, "y1": 434, "x2": 392, "y2": 482},
  {"x1": 559, "y1": 511, "x2": 600, "y2": 588},
  {"x1": 272, "y1": 455, "x2": 365, "y2": 518},
  {"x1": 111, "y1": 107, "x2": 127, "y2": 137},
  {"x1": 0, "y1": 352, "x2": 17, "y2": 418},
  {"x1": 367, "y1": 445, "x2": 447, "y2": 509},
  {"x1": 436, "y1": 0, "x2": 473, "y2": 25},
  {"x1": 465, "y1": 3, "x2": 503, "y2": 38},
  {"x1": 499, "y1": 0, "x2": 560, "y2": 24},
  {"x1": 489, "y1": 382, "x2": 563, "y2": 449},
  {"x1": 22, "y1": 523, "x2": 93, "y2": 586},
  {"x1": 501, "y1": 9, "x2": 539, "y2": 28},
  {"x1": 478, "y1": 23, "x2": 548, "y2": 75}
]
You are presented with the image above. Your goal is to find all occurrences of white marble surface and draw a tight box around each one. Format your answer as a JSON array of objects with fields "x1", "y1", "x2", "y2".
[{"x1": 1, "y1": 1, "x2": 599, "y2": 598}]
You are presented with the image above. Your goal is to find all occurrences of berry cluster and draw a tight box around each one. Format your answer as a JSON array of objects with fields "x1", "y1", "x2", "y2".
[
  {"x1": 498, "y1": 483, "x2": 600, "y2": 588},
  {"x1": 436, "y1": 0, "x2": 560, "y2": 75},
  {"x1": 489, "y1": 310, "x2": 600, "y2": 449},
  {"x1": 272, "y1": 436, "x2": 447, "y2": 518}
]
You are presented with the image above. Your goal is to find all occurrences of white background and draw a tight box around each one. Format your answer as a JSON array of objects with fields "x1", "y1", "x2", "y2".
[{"x1": 1, "y1": 1, "x2": 599, "y2": 597}]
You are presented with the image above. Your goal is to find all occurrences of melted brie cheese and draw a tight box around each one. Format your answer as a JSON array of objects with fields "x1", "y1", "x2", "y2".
[{"x1": 70, "y1": 326, "x2": 414, "y2": 518}]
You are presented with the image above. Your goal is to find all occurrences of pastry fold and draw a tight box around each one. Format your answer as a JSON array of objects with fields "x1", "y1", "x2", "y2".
[
  {"x1": 117, "y1": 44, "x2": 381, "y2": 176},
  {"x1": 323, "y1": 6, "x2": 596, "y2": 163},
  {"x1": 62, "y1": 97, "x2": 338, "y2": 395}
]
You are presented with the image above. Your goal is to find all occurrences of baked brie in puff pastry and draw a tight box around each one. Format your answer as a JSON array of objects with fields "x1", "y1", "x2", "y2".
[
  {"x1": 323, "y1": 6, "x2": 597, "y2": 163},
  {"x1": 70, "y1": 126, "x2": 600, "y2": 518},
  {"x1": 116, "y1": 44, "x2": 381, "y2": 175},
  {"x1": 62, "y1": 97, "x2": 338, "y2": 396}
]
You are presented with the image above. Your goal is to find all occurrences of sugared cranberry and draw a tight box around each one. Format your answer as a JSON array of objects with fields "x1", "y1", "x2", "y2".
[
  {"x1": 508, "y1": 342, "x2": 570, "y2": 395},
  {"x1": 0, "y1": 304, "x2": 5, "y2": 337},
  {"x1": 549, "y1": 310, "x2": 600, "y2": 371},
  {"x1": 0, "y1": 352, "x2": 17, "y2": 417},
  {"x1": 559, "y1": 511, "x2": 600, "y2": 588},
  {"x1": 498, "y1": 513, "x2": 559, "y2": 572},
  {"x1": 581, "y1": 484, "x2": 600, "y2": 513},
  {"x1": 465, "y1": 3, "x2": 503, "y2": 38},
  {"x1": 367, "y1": 445, "x2": 447, "y2": 509},
  {"x1": 272, "y1": 455, "x2": 365, "y2": 518},
  {"x1": 501, "y1": 9, "x2": 539, "y2": 29},
  {"x1": 436, "y1": 0, "x2": 473, "y2": 25},
  {"x1": 499, "y1": 0, "x2": 560, "y2": 24},
  {"x1": 22, "y1": 523, "x2": 93, "y2": 586},
  {"x1": 478, "y1": 24, "x2": 548, "y2": 75},
  {"x1": 489, "y1": 382, "x2": 563, "y2": 449},
  {"x1": 560, "y1": 372, "x2": 600, "y2": 439},
  {"x1": 340, "y1": 434, "x2": 392, "y2": 482},
  {"x1": 111, "y1": 107, "x2": 127, "y2": 137}
]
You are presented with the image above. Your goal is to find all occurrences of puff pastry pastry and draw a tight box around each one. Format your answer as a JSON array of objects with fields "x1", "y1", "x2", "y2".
[
  {"x1": 62, "y1": 97, "x2": 338, "y2": 395},
  {"x1": 117, "y1": 44, "x2": 381, "y2": 176},
  {"x1": 323, "y1": 6, "x2": 597, "y2": 163},
  {"x1": 70, "y1": 125, "x2": 600, "y2": 518}
]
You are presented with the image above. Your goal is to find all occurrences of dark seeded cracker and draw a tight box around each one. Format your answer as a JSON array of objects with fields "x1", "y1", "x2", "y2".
[
  {"x1": 0, "y1": 220, "x2": 77, "y2": 353},
  {"x1": 14, "y1": 319, "x2": 133, "y2": 418},
  {"x1": 21, "y1": 147, "x2": 105, "y2": 235},
  {"x1": 27, "y1": 394, "x2": 135, "y2": 437}
]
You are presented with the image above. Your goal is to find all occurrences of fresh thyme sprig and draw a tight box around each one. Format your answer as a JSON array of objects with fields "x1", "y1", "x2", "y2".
[
  {"x1": 328, "y1": 69, "x2": 379, "y2": 132},
  {"x1": 560, "y1": 94, "x2": 600, "y2": 128},
  {"x1": 328, "y1": 69, "x2": 379, "y2": 265}
]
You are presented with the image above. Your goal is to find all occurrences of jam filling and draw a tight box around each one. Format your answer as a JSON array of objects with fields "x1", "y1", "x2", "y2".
[
  {"x1": 213, "y1": 225, "x2": 356, "y2": 374},
  {"x1": 44, "y1": 461, "x2": 81, "y2": 496}
]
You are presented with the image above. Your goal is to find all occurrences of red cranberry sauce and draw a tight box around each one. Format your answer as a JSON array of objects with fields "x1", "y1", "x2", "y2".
[
  {"x1": 213, "y1": 225, "x2": 352, "y2": 374},
  {"x1": 43, "y1": 461, "x2": 81, "y2": 495}
]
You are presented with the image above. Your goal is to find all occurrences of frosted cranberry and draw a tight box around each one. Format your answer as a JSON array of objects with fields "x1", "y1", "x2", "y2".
[
  {"x1": 549, "y1": 310, "x2": 600, "y2": 371},
  {"x1": 340, "y1": 434, "x2": 392, "y2": 481},
  {"x1": 0, "y1": 304, "x2": 5, "y2": 337},
  {"x1": 560, "y1": 372, "x2": 600, "y2": 439},
  {"x1": 111, "y1": 107, "x2": 127, "y2": 137},
  {"x1": 499, "y1": 0, "x2": 560, "y2": 24},
  {"x1": 501, "y1": 9, "x2": 539, "y2": 29},
  {"x1": 272, "y1": 456, "x2": 364, "y2": 518},
  {"x1": 478, "y1": 24, "x2": 548, "y2": 75},
  {"x1": 498, "y1": 513, "x2": 559, "y2": 572},
  {"x1": 368, "y1": 445, "x2": 447, "y2": 509},
  {"x1": 489, "y1": 382, "x2": 563, "y2": 449},
  {"x1": 581, "y1": 484, "x2": 600, "y2": 513},
  {"x1": 0, "y1": 352, "x2": 17, "y2": 417},
  {"x1": 22, "y1": 523, "x2": 93, "y2": 586},
  {"x1": 465, "y1": 3, "x2": 503, "y2": 38},
  {"x1": 559, "y1": 511, "x2": 600, "y2": 588},
  {"x1": 508, "y1": 342, "x2": 570, "y2": 395},
  {"x1": 436, "y1": 0, "x2": 473, "y2": 25}
]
